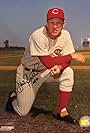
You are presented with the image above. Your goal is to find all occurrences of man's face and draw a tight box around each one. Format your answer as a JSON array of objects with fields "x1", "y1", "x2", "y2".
[{"x1": 46, "y1": 18, "x2": 64, "y2": 38}]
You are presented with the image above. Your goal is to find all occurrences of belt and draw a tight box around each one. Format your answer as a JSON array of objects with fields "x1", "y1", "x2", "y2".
[{"x1": 25, "y1": 67, "x2": 30, "y2": 71}]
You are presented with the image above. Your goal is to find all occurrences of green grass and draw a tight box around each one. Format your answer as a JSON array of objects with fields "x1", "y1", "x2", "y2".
[
  {"x1": 0, "y1": 56, "x2": 22, "y2": 66},
  {"x1": 0, "y1": 49, "x2": 24, "y2": 55},
  {"x1": 0, "y1": 70, "x2": 16, "y2": 114},
  {"x1": 0, "y1": 70, "x2": 16, "y2": 95},
  {"x1": 69, "y1": 70, "x2": 90, "y2": 118},
  {"x1": 0, "y1": 50, "x2": 24, "y2": 65},
  {"x1": 0, "y1": 50, "x2": 90, "y2": 66}
]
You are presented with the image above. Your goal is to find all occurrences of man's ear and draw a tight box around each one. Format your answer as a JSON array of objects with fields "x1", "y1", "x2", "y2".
[
  {"x1": 45, "y1": 21, "x2": 48, "y2": 29},
  {"x1": 45, "y1": 24, "x2": 48, "y2": 29},
  {"x1": 63, "y1": 22, "x2": 66, "y2": 28},
  {"x1": 63, "y1": 20, "x2": 66, "y2": 28}
]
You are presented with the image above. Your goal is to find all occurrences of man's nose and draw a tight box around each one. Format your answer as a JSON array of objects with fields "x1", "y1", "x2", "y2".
[{"x1": 53, "y1": 24, "x2": 58, "y2": 28}]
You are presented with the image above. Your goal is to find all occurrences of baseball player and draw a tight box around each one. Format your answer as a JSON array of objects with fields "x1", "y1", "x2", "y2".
[{"x1": 6, "y1": 8, "x2": 85, "y2": 124}]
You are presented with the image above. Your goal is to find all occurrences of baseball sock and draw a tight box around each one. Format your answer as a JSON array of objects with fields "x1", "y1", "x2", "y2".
[{"x1": 57, "y1": 90, "x2": 71, "y2": 117}]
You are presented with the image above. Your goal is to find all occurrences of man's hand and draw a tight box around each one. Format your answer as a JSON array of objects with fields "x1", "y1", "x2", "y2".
[
  {"x1": 71, "y1": 53, "x2": 85, "y2": 63},
  {"x1": 50, "y1": 65, "x2": 62, "y2": 78}
]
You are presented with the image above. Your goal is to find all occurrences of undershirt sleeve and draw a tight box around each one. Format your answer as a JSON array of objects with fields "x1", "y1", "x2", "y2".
[{"x1": 38, "y1": 55, "x2": 72, "y2": 69}]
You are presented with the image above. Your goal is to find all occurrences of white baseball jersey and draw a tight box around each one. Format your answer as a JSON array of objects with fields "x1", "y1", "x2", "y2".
[{"x1": 21, "y1": 26, "x2": 75, "y2": 68}]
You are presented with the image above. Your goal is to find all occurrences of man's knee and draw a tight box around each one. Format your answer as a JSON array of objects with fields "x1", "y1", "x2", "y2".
[
  {"x1": 13, "y1": 102, "x2": 30, "y2": 116},
  {"x1": 59, "y1": 67, "x2": 74, "y2": 92},
  {"x1": 16, "y1": 108, "x2": 30, "y2": 116},
  {"x1": 64, "y1": 67, "x2": 74, "y2": 85},
  {"x1": 20, "y1": 110, "x2": 29, "y2": 116}
]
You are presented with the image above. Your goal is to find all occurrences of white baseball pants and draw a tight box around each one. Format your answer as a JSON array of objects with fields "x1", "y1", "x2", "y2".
[{"x1": 12, "y1": 64, "x2": 74, "y2": 116}]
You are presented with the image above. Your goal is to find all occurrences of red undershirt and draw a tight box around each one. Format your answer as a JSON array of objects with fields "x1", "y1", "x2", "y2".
[{"x1": 38, "y1": 54, "x2": 72, "y2": 70}]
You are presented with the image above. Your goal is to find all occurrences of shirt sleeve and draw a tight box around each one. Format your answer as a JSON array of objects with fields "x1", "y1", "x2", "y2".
[
  {"x1": 61, "y1": 62, "x2": 70, "y2": 70},
  {"x1": 29, "y1": 35, "x2": 49, "y2": 56},
  {"x1": 62, "y1": 31, "x2": 75, "y2": 55},
  {"x1": 38, "y1": 55, "x2": 72, "y2": 69}
]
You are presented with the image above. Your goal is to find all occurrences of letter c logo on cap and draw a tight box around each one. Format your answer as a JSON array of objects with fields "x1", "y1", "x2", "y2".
[{"x1": 52, "y1": 9, "x2": 59, "y2": 14}]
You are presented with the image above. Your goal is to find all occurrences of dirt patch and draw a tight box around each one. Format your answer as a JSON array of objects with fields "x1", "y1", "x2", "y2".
[
  {"x1": 0, "y1": 66, "x2": 17, "y2": 70},
  {"x1": 0, "y1": 54, "x2": 23, "y2": 59},
  {"x1": 0, "y1": 110, "x2": 90, "y2": 133}
]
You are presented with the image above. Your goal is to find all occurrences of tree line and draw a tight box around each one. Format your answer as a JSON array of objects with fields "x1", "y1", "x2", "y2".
[{"x1": 0, "y1": 40, "x2": 25, "y2": 50}]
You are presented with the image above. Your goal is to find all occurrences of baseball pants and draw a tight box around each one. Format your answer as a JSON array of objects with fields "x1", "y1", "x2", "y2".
[{"x1": 12, "y1": 64, "x2": 74, "y2": 116}]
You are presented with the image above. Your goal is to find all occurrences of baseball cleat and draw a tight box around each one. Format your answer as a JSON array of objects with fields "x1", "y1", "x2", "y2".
[
  {"x1": 5, "y1": 91, "x2": 16, "y2": 112},
  {"x1": 57, "y1": 113, "x2": 78, "y2": 125}
]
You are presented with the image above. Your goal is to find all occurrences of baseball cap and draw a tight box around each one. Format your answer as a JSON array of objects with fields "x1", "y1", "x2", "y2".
[{"x1": 47, "y1": 8, "x2": 65, "y2": 20}]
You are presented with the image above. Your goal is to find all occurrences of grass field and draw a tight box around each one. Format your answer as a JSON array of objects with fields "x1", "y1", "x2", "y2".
[
  {"x1": 0, "y1": 50, "x2": 90, "y2": 133},
  {"x1": 0, "y1": 49, "x2": 90, "y2": 68}
]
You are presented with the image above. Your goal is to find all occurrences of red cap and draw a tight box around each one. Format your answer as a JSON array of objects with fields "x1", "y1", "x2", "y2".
[{"x1": 47, "y1": 8, "x2": 64, "y2": 20}]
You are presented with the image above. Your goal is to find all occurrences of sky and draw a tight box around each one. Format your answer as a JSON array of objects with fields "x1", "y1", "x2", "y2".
[{"x1": 0, "y1": 0, "x2": 90, "y2": 48}]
